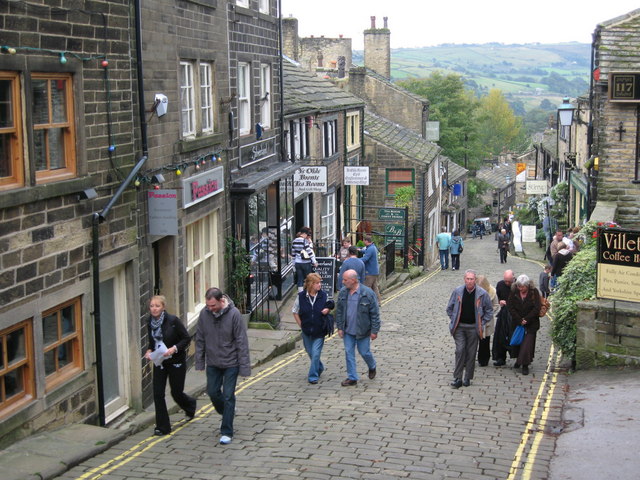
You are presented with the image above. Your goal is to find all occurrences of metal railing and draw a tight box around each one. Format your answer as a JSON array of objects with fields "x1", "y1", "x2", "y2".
[{"x1": 384, "y1": 241, "x2": 395, "y2": 277}]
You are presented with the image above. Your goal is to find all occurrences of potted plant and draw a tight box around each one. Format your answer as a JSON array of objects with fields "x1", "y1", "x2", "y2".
[{"x1": 225, "y1": 237, "x2": 251, "y2": 325}]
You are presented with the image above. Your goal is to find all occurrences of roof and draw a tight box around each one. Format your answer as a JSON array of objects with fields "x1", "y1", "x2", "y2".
[
  {"x1": 362, "y1": 67, "x2": 429, "y2": 106},
  {"x1": 364, "y1": 110, "x2": 441, "y2": 165},
  {"x1": 447, "y1": 159, "x2": 468, "y2": 183},
  {"x1": 283, "y1": 59, "x2": 364, "y2": 117},
  {"x1": 476, "y1": 162, "x2": 517, "y2": 189}
]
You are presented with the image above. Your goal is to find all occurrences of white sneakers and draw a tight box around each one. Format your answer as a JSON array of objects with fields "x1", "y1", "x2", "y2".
[{"x1": 219, "y1": 435, "x2": 232, "y2": 445}]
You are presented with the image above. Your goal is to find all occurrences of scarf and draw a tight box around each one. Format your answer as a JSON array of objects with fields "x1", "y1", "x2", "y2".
[{"x1": 150, "y1": 311, "x2": 165, "y2": 342}]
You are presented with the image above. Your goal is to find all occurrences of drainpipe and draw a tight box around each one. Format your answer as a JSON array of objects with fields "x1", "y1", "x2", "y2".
[
  {"x1": 278, "y1": 0, "x2": 287, "y2": 163},
  {"x1": 91, "y1": 0, "x2": 149, "y2": 426}
]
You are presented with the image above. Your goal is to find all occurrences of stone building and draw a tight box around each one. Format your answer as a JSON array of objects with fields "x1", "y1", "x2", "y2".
[{"x1": 0, "y1": 1, "x2": 138, "y2": 444}]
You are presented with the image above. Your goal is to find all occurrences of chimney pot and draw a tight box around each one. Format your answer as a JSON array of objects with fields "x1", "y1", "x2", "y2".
[
  {"x1": 370, "y1": 16, "x2": 376, "y2": 28},
  {"x1": 383, "y1": 17, "x2": 388, "y2": 28}
]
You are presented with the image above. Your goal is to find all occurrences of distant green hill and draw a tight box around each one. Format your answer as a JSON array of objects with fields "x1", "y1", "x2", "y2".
[{"x1": 356, "y1": 43, "x2": 591, "y2": 114}]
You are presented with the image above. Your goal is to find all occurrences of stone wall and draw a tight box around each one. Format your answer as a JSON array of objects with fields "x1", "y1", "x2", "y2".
[{"x1": 576, "y1": 300, "x2": 640, "y2": 369}]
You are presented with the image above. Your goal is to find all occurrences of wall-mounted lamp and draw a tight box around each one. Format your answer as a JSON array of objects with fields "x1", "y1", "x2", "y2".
[
  {"x1": 78, "y1": 188, "x2": 97, "y2": 200},
  {"x1": 151, "y1": 173, "x2": 165, "y2": 184},
  {"x1": 557, "y1": 97, "x2": 575, "y2": 127}
]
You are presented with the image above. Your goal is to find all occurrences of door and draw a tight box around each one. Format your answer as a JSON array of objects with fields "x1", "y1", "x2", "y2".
[{"x1": 99, "y1": 267, "x2": 130, "y2": 422}]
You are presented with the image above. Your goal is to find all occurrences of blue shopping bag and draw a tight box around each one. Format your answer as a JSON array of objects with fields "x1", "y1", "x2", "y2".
[{"x1": 509, "y1": 325, "x2": 526, "y2": 346}]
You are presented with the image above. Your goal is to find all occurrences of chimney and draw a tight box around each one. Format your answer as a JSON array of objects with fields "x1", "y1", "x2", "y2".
[
  {"x1": 281, "y1": 17, "x2": 300, "y2": 61},
  {"x1": 363, "y1": 16, "x2": 391, "y2": 78}
]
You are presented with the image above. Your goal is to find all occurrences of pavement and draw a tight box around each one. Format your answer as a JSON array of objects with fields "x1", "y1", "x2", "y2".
[{"x1": 2, "y1": 236, "x2": 640, "y2": 480}]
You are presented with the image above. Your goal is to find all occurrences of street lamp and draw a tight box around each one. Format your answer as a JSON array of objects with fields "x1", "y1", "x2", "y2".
[{"x1": 557, "y1": 97, "x2": 575, "y2": 127}]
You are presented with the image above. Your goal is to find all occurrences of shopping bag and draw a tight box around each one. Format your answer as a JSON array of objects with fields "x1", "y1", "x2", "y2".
[{"x1": 509, "y1": 325, "x2": 526, "y2": 346}]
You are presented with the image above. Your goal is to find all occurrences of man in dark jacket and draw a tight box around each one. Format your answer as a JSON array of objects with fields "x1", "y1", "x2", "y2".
[
  {"x1": 493, "y1": 269, "x2": 515, "y2": 366},
  {"x1": 195, "y1": 287, "x2": 251, "y2": 445}
]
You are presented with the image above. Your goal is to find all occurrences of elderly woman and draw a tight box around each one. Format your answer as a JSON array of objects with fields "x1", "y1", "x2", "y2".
[
  {"x1": 292, "y1": 273, "x2": 334, "y2": 384},
  {"x1": 507, "y1": 274, "x2": 542, "y2": 375},
  {"x1": 476, "y1": 275, "x2": 499, "y2": 367}
]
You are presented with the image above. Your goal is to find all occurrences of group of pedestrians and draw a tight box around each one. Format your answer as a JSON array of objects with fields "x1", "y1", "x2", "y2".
[
  {"x1": 435, "y1": 227, "x2": 465, "y2": 270},
  {"x1": 446, "y1": 267, "x2": 546, "y2": 387}
]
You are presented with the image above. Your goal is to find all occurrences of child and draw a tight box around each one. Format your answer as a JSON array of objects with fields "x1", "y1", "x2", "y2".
[{"x1": 539, "y1": 265, "x2": 551, "y2": 298}]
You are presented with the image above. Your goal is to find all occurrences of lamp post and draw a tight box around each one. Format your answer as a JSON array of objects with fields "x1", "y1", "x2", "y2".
[{"x1": 557, "y1": 97, "x2": 575, "y2": 228}]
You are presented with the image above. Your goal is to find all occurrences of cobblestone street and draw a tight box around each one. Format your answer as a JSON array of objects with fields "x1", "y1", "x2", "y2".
[{"x1": 56, "y1": 236, "x2": 564, "y2": 480}]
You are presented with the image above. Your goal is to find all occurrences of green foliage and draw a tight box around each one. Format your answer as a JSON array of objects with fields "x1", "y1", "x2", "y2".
[
  {"x1": 467, "y1": 178, "x2": 491, "y2": 208},
  {"x1": 549, "y1": 181, "x2": 569, "y2": 227},
  {"x1": 475, "y1": 89, "x2": 529, "y2": 156},
  {"x1": 550, "y1": 220, "x2": 599, "y2": 360},
  {"x1": 394, "y1": 186, "x2": 415, "y2": 211},
  {"x1": 535, "y1": 229, "x2": 547, "y2": 248},
  {"x1": 225, "y1": 237, "x2": 251, "y2": 313},
  {"x1": 512, "y1": 205, "x2": 540, "y2": 227}
]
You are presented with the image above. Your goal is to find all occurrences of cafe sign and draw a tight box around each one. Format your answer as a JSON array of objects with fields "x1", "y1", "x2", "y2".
[
  {"x1": 182, "y1": 166, "x2": 224, "y2": 208},
  {"x1": 293, "y1": 166, "x2": 327, "y2": 193},
  {"x1": 344, "y1": 166, "x2": 370, "y2": 185},
  {"x1": 597, "y1": 227, "x2": 640, "y2": 303}
]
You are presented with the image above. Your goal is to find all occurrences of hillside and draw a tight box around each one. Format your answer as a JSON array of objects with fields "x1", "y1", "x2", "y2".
[{"x1": 356, "y1": 42, "x2": 591, "y2": 114}]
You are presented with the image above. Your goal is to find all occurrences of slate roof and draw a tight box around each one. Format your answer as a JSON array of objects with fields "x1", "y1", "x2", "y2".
[
  {"x1": 364, "y1": 110, "x2": 441, "y2": 165},
  {"x1": 363, "y1": 68, "x2": 429, "y2": 106},
  {"x1": 283, "y1": 58, "x2": 364, "y2": 117},
  {"x1": 447, "y1": 159, "x2": 468, "y2": 183},
  {"x1": 476, "y1": 163, "x2": 517, "y2": 189}
]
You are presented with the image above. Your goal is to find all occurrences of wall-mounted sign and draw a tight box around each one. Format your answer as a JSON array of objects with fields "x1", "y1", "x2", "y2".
[
  {"x1": 239, "y1": 136, "x2": 277, "y2": 167},
  {"x1": 425, "y1": 121, "x2": 440, "y2": 141},
  {"x1": 521, "y1": 225, "x2": 537, "y2": 243},
  {"x1": 314, "y1": 257, "x2": 336, "y2": 298},
  {"x1": 378, "y1": 208, "x2": 405, "y2": 221},
  {"x1": 609, "y1": 72, "x2": 640, "y2": 102},
  {"x1": 182, "y1": 166, "x2": 224, "y2": 208},
  {"x1": 526, "y1": 180, "x2": 548, "y2": 195},
  {"x1": 293, "y1": 166, "x2": 327, "y2": 193},
  {"x1": 148, "y1": 189, "x2": 178, "y2": 236},
  {"x1": 344, "y1": 166, "x2": 370, "y2": 185},
  {"x1": 597, "y1": 227, "x2": 640, "y2": 303},
  {"x1": 384, "y1": 224, "x2": 405, "y2": 245}
]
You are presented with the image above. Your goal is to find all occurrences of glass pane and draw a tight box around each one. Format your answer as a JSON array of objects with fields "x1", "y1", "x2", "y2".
[
  {"x1": 7, "y1": 328, "x2": 25, "y2": 365},
  {"x1": 4, "y1": 368, "x2": 24, "y2": 400},
  {"x1": 51, "y1": 79, "x2": 67, "y2": 123},
  {"x1": 0, "y1": 80, "x2": 13, "y2": 128},
  {"x1": 33, "y1": 129, "x2": 46, "y2": 171},
  {"x1": 44, "y1": 349, "x2": 56, "y2": 376},
  {"x1": 58, "y1": 341, "x2": 73, "y2": 369},
  {"x1": 192, "y1": 221, "x2": 200, "y2": 260},
  {"x1": 0, "y1": 133, "x2": 12, "y2": 178},
  {"x1": 43, "y1": 313, "x2": 58, "y2": 346},
  {"x1": 48, "y1": 127, "x2": 66, "y2": 170},
  {"x1": 193, "y1": 264, "x2": 201, "y2": 306},
  {"x1": 32, "y1": 79, "x2": 49, "y2": 124},
  {"x1": 61, "y1": 304, "x2": 75, "y2": 336},
  {"x1": 203, "y1": 215, "x2": 211, "y2": 253}
]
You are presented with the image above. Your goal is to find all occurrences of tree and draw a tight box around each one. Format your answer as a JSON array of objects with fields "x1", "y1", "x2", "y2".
[{"x1": 475, "y1": 89, "x2": 529, "y2": 157}]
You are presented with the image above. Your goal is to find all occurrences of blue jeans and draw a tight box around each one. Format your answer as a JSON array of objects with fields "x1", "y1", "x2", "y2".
[
  {"x1": 295, "y1": 262, "x2": 313, "y2": 288},
  {"x1": 439, "y1": 249, "x2": 449, "y2": 269},
  {"x1": 343, "y1": 333, "x2": 376, "y2": 381},
  {"x1": 301, "y1": 332, "x2": 325, "y2": 382},
  {"x1": 206, "y1": 365, "x2": 239, "y2": 437}
]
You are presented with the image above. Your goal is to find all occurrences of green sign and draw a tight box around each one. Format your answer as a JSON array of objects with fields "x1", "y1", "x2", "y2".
[
  {"x1": 378, "y1": 208, "x2": 405, "y2": 221},
  {"x1": 384, "y1": 224, "x2": 405, "y2": 244}
]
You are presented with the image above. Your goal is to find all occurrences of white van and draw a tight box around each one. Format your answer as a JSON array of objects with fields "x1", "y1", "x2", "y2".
[{"x1": 472, "y1": 217, "x2": 492, "y2": 233}]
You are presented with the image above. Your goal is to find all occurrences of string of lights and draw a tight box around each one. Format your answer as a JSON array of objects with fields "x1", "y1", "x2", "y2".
[{"x1": 134, "y1": 151, "x2": 226, "y2": 188}]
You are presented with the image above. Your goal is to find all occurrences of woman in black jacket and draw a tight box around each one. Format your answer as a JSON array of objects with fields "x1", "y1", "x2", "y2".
[
  {"x1": 145, "y1": 295, "x2": 196, "y2": 435},
  {"x1": 507, "y1": 275, "x2": 542, "y2": 376}
]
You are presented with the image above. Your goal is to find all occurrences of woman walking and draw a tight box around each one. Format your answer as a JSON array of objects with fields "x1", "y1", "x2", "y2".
[
  {"x1": 145, "y1": 295, "x2": 196, "y2": 435},
  {"x1": 507, "y1": 274, "x2": 542, "y2": 375},
  {"x1": 292, "y1": 273, "x2": 334, "y2": 384},
  {"x1": 291, "y1": 227, "x2": 318, "y2": 292},
  {"x1": 449, "y1": 229, "x2": 464, "y2": 271},
  {"x1": 476, "y1": 275, "x2": 499, "y2": 366}
]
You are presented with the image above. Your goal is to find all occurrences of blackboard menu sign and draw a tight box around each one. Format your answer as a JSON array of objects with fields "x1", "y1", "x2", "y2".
[{"x1": 314, "y1": 257, "x2": 336, "y2": 298}]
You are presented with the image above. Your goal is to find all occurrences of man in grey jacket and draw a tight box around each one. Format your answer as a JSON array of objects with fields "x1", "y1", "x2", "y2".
[
  {"x1": 446, "y1": 270, "x2": 493, "y2": 389},
  {"x1": 195, "y1": 287, "x2": 251, "y2": 445},
  {"x1": 335, "y1": 269, "x2": 381, "y2": 386}
]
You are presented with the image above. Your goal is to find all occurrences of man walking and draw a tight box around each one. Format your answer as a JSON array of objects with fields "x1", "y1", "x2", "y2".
[
  {"x1": 361, "y1": 235, "x2": 382, "y2": 304},
  {"x1": 497, "y1": 228, "x2": 510, "y2": 263},
  {"x1": 335, "y1": 269, "x2": 380, "y2": 386},
  {"x1": 435, "y1": 227, "x2": 452, "y2": 270},
  {"x1": 446, "y1": 270, "x2": 493, "y2": 388},
  {"x1": 195, "y1": 287, "x2": 251, "y2": 445},
  {"x1": 338, "y1": 245, "x2": 365, "y2": 286}
]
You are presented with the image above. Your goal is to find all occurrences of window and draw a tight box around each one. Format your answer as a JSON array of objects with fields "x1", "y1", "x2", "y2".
[
  {"x1": 288, "y1": 118, "x2": 309, "y2": 161},
  {"x1": 346, "y1": 112, "x2": 360, "y2": 150},
  {"x1": 236, "y1": 0, "x2": 249, "y2": 7},
  {"x1": 238, "y1": 63, "x2": 251, "y2": 136},
  {"x1": 42, "y1": 297, "x2": 84, "y2": 390},
  {"x1": 180, "y1": 61, "x2": 215, "y2": 138},
  {"x1": 322, "y1": 119, "x2": 338, "y2": 158},
  {"x1": 0, "y1": 321, "x2": 34, "y2": 415},
  {"x1": 260, "y1": 64, "x2": 271, "y2": 129},
  {"x1": 321, "y1": 192, "x2": 336, "y2": 249},
  {"x1": 1, "y1": 72, "x2": 76, "y2": 190},
  {"x1": 386, "y1": 169, "x2": 415, "y2": 195},
  {"x1": 259, "y1": 0, "x2": 269, "y2": 14},
  {"x1": 186, "y1": 211, "x2": 220, "y2": 324}
]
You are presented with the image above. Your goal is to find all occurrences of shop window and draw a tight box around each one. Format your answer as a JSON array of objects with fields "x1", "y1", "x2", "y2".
[
  {"x1": 0, "y1": 320, "x2": 35, "y2": 415},
  {"x1": 238, "y1": 63, "x2": 251, "y2": 136},
  {"x1": 186, "y1": 211, "x2": 220, "y2": 325},
  {"x1": 181, "y1": 61, "x2": 215, "y2": 138},
  {"x1": 42, "y1": 297, "x2": 84, "y2": 391},
  {"x1": 1, "y1": 72, "x2": 76, "y2": 190},
  {"x1": 386, "y1": 168, "x2": 415, "y2": 195},
  {"x1": 260, "y1": 64, "x2": 271, "y2": 129},
  {"x1": 322, "y1": 120, "x2": 338, "y2": 158},
  {"x1": 346, "y1": 112, "x2": 360, "y2": 151}
]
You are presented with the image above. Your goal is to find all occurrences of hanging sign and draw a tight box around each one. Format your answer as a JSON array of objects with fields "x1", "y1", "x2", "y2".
[
  {"x1": 148, "y1": 189, "x2": 178, "y2": 236},
  {"x1": 526, "y1": 180, "x2": 548, "y2": 195},
  {"x1": 182, "y1": 166, "x2": 225, "y2": 208},
  {"x1": 344, "y1": 166, "x2": 370, "y2": 185},
  {"x1": 294, "y1": 166, "x2": 327, "y2": 193}
]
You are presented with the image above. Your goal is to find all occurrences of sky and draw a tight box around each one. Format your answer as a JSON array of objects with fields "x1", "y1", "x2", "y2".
[{"x1": 280, "y1": 1, "x2": 640, "y2": 50}]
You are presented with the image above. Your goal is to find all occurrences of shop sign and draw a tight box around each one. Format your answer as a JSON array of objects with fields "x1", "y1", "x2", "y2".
[
  {"x1": 378, "y1": 208, "x2": 405, "y2": 221},
  {"x1": 609, "y1": 72, "x2": 640, "y2": 102},
  {"x1": 344, "y1": 166, "x2": 370, "y2": 185},
  {"x1": 526, "y1": 180, "x2": 548, "y2": 195},
  {"x1": 182, "y1": 166, "x2": 224, "y2": 208},
  {"x1": 239, "y1": 137, "x2": 276, "y2": 167},
  {"x1": 384, "y1": 224, "x2": 405, "y2": 245},
  {"x1": 148, "y1": 189, "x2": 178, "y2": 236},
  {"x1": 597, "y1": 227, "x2": 640, "y2": 302},
  {"x1": 294, "y1": 166, "x2": 327, "y2": 193},
  {"x1": 315, "y1": 257, "x2": 336, "y2": 298}
]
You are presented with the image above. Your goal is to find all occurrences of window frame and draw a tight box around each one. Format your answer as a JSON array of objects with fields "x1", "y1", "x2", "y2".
[
  {"x1": 258, "y1": 0, "x2": 269, "y2": 14},
  {"x1": 321, "y1": 191, "x2": 336, "y2": 247},
  {"x1": 41, "y1": 297, "x2": 84, "y2": 392},
  {"x1": 180, "y1": 61, "x2": 196, "y2": 137},
  {"x1": 200, "y1": 63, "x2": 214, "y2": 134},
  {"x1": 237, "y1": 62, "x2": 251, "y2": 136},
  {"x1": 346, "y1": 111, "x2": 360, "y2": 151},
  {"x1": 322, "y1": 119, "x2": 338, "y2": 158},
  {"x1": 288, "y1": 118, "x2": 309, "y2": 161},
  {"x1": 259, "y1": 64, "x2": 271, "y2": 129},
  {"x1": 386, "y1": 168, "x2": 415, "y2": 196},
  {"x1": 236, "y1": 0, "x2": 249, "y2": 7},
  {"x1": 180, "y1": 60, "x2": 216, "y2": 139},
  {"x1": 0, "y1": 320, "x2": 35, "y2": 416},
  {"x1": 0, "y1": 72, "x2": 24, "y2": 190}
]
